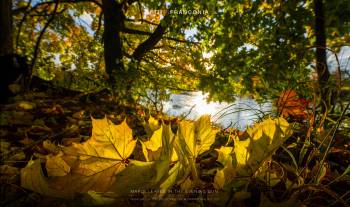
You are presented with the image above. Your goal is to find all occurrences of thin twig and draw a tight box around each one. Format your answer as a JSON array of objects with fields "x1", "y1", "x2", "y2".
[
  {"x1": 315, "y1": 102, "x2": 350, "y2": 183},
  {"x1": 15, "y1": 0, "x2": 33, "y2": 51},
  {"x1": 29, "y1": 0, "x2": 60, "y2": 84}
]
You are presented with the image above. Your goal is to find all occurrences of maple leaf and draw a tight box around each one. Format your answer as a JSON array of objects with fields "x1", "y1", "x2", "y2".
[
  {"x1": 237, "y1": 117, "x2": 292, "y2": 175},
  {"x1": 213, "y1": 117, "x2": 292, "y2": 191},
  {"x1": 21, "y1": 117, "x2": 136, "y2": 198},
  {"x1": 105, "y1": 123, "x2": 175, "y2": 200},
  {"x1": 141, "y1": 124, "x2": 178, "y2": 162},
  {"x1": 177, "y1": 115, "x2": 219, "y2": 158},
  {"x1": 174, "y1": 115, "x2": 219, "y2": 188},
  {"x1": 143, "y1": 116, "x2": 160, "y2": 137},
  {"x1": 213, "y1": 147, "x2": 235, "y2": 189},
  {"x1": 21, "y1": 159, "x2": 72, "y2": 198},
  {"x1": 276, "y1": 90, "x2": 309, "y2": 118},
  {"x1": 104, "y1": 123, "x2": 180, "y2": 201},
  {"x1": 141, "y1": 125, "x2": 163, "y2": 161},
  {"x1": 106, "y1": 159, "x2": 169, "y2": 198}
]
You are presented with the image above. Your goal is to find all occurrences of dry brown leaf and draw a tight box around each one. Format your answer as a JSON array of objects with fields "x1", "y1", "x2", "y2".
[{"x1": 276, "y1": 90, "x2": 309, "y2": 118}]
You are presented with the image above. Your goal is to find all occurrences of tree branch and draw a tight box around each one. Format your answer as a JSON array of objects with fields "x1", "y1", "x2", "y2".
[
  {"x1": 131, "y1": 8, "x2": 174, "y2": 61},
  {"x1": 15, "y1": 0, "x2": 33, "y2": 51},
  {"x1": 14, "y1": 0, "x2": 102, "y2": 15},
  {"x1": 125, "y1": 17, "x2": 158, "y2": 25},
  {"x1": 29, "y1": 0, "x2": 60, "y2": 76},
  {"x1": 94, "y1": 10, "x2": 103, "y2": 41},
  {"x1": 122, "y1": 27, "x2": 197, "y2": 45}
]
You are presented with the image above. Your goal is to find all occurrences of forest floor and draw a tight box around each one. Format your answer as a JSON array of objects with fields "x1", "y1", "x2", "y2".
[{"x1": 0, "y1": 90, "x2": 349, "y2": 207}]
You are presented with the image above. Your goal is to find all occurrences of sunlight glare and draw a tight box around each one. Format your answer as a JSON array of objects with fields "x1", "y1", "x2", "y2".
[{"x1": 191, "y1": 92, "x2": 217, "y2": 116}]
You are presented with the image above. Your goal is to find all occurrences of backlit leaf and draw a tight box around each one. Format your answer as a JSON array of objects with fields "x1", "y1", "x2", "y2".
[
  {"x1": 177, "y1": 115, "x2": 219, "y2": 158},
  {"x1": 144, "y1": 116, "x2": 160, "y2": 137},
  {"x1": 175, "y1": 115, "x2": 219, "y2": 189},
  {"x1": 141, "y1": 126, "x2": 163, "y2": 161},
  {"x1": 213, "y1": 117, "x2": 292, "y2": 190},
  {"x1": 107, "y1": 122, "x2": 175, "y2": 199},
  {"x1": 141, "y1": 124, "x2": 178, "y2": 162},
  {"x1": 236, "y1": 117, "x2": 292, "y2": 175},
  {"x1": 276, "y1": 90, "x2": 309, "y2": 118},
  {"x1": 214, "y1": 147, "x2": 235, "y2": 189},
  {"x1": 21, "y1": 117, "x2": 136, "y2": 198}
]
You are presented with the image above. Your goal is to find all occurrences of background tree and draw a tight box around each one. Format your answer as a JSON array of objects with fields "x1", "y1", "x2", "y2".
[
  {"x1": 194, "y1": 0, "x2": 349, "y2": 106},
  {"x1": 13, "y1": 0, "x2": 204, "y2": 104},
  {"x1": 0, "y1": 0, "x2": 13, "y2": 55},
  {"x1": 196, "y1": 0, "x2": 312, "y2": 101},
  {"x1": 314, "y1": 0, "x2": 339, "y2": 113},
  {"x1": 10, "y1": 0, "x2": 350, "y2": 107}
]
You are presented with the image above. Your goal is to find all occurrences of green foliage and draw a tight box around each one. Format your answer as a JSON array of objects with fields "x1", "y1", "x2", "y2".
[
  {"x1": 11, "y1": 0, "x2": 350, "y2": 103},
  {"x1": 326, "y1": 0, "x2": 350, "y2": 46},
  {"x1": 196, "y1": 0, "x2": 314, "y2": 101},
  {"x1": 13, "y1": 0, "x2": 204, "y2": 101}
]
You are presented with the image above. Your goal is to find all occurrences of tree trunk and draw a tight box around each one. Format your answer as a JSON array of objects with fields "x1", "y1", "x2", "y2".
[
  {"x1": 102, "y1": 0, "x2": 124, "y2": 85},
  {"x1": 314, "y1": 0, "x2": 331, "y2": 111},
  {"x1": 0, "y1": 0, "x2": 13, "y2": 55}
]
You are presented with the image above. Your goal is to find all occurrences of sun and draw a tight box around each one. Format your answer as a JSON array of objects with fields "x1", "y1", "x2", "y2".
[{"x1": 192, "y1": 93, "x2": 217, "y2": 116}]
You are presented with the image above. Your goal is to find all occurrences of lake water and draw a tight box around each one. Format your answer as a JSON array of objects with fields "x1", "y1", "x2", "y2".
[{"x1": 162, "y1": 92, "x2": 272, "y2": 130}]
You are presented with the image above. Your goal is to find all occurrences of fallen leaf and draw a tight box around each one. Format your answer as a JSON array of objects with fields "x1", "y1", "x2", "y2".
[
  {"x1": 21, "y1": 117, "x2": 137, "y2": 198},
  {"x1": 42, "y1": 140, "x2": 60, "y2": 153},
  {"x1": 72, "y1": 111, "x2": 85, "y2": 119},
  {"x1": 105, "y1": 122, "x2": 175, "y2": 200},
  {"x1": 214, "y1": 147, "x2": 235, "y2": 189},
  {"x1": 238, "y1": 117, "x2": 292, "y2": 175},
  {"x1": 144, "y1": 116, "x2": 160, "y2": 137},
  {"x1": 276, "y1": 90, "x2": 309, "y2": 118},
  {"x1": 141, "y1": 124, "x2": 177, "y2": 162},
  {"x1": 177, "y1": 115, "x2": 219, "y2": 158},
  {"x1": 174, "y1": 115, "x2": 219, "y2": 189},
  {"x1": 19, "y1": 137, "x2": 34, "y2": 145},
  {"x1": 213, "y1": 117, "x2": 292, "y2": 191},
  {"x1": 8, "y1": 83, "x2": 21, "y2": 94},
  {"x1": 42, "y1": 104, "x2": 65, "y2": 115},
  {"x1": 0, "y1": 140, "x2": 11, "y2": 152},
  {"x1": 17, "y1": 101, "x2": 36, "y2": 110},
  {"x1": 0, "y1": 165, "x2": 20, "y2": 175}
]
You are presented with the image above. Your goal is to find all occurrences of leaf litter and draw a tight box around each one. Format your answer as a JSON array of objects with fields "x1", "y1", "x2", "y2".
[{"x1": 0, "y1": 91, "x2": 349, "y2": 207}]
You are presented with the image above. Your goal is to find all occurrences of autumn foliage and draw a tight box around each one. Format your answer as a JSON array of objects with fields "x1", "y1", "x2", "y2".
[
  {"x1": 20, "y1": 115, "x2": 293, "y2": 205},
  {"x1": 276, "y1": 90, "x2": 310, "y2": 119}
]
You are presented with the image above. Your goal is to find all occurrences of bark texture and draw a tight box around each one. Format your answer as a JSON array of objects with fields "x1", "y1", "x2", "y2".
[
  {"x1": 0, "y1": 0, "x2": 13, "y2": 55},
  {"x1": 314, "y1": 0, "x2": 331, "y2": 111}
]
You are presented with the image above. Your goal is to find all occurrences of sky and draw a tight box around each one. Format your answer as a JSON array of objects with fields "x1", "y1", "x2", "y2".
[{"x1": 328, "y1": 46, "x2": 350, "y2": 76}]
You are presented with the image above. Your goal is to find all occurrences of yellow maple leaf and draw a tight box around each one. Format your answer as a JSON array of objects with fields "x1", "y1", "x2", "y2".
[
  {"x1": 142, "y1": 126, "x2": 163, "y2": 161},
  {"x1": 21, "y1": 159, "x2": 72, "y2": 198},
  {"x1": 233, "y1": 137, "x2": 250, "y2": 166},
  {"x1": 148, "y1": 116, "x2": 160, "y2": 131},
  {"x1": 236, "y1": 117, "x2": 292, "y2": 175},
  {"x1": 214, "y1": 147, "x2": 236, "y2": 189},
  {"x1": 107, "y1": 121, "x2": 176, "y2": 200},
  {"x1": 46, "y1": 152, "x2": 70, "y2": 177},
  {"x1": 141, "y1": 124, "x2": 178, "y2": 162},
  {"x1": 216, "y1": 146, "x2": 234, "y2": 165},
  {"x1": 174, "y1": 115, "x2": 219, "y2": 189},
  {"x1": 177, "y1": 115, "x2": 219, "y2": 158},
  {"x1": 21, "y1": 117, "x2": 136, "y2": 198},
  {"x1": 143, "y1": 116, "x2": 160, "y2": 137},
  {"x1": 213, "y1": 117, "x2": 292, "y2": 190}
]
